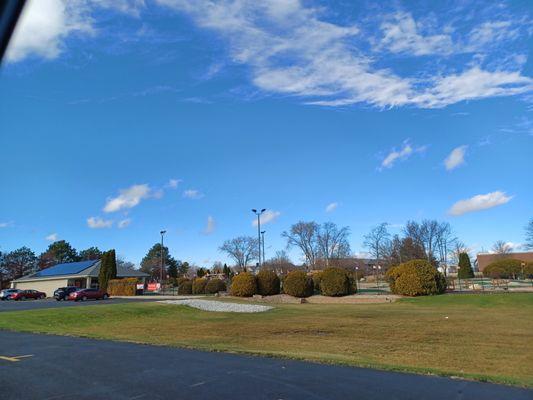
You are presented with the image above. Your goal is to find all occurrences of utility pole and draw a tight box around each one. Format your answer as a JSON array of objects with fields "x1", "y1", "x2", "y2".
[
  {"x1": 251, "y1": 209, "x2": 265, "y2": 268},
  {"x1": 160, "y1": 230, "x2": 166, "y2": 283}
]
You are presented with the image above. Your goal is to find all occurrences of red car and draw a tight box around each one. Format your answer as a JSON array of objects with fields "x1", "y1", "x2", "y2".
[
  {"x1": 10, "y1": 289, "x2": 46, "y2": 301},
  {"x1": 68, "y1": 288, "x2": 109, "y2": 301}
]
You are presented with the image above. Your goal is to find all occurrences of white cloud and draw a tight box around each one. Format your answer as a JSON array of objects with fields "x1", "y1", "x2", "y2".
[
  {"x1": 183, "y1": 189, "x2": 204, "y2": 199},
  {"x1": 203, "y1": 216, "x2": 215, "y2": 235},
  {"x1": 166, "y1": 178, "x2": 182, "y2": 189},
  {"x1": 156, "y1": 1, "x2": 532, "y2": 109},
  {"x1": 103, "y1": 184, "x2": 152, "y2": 213},
  {"x1": 45, "y1": 233, "x2": 58, "y2": 241},
  {"x1": 380, "y1": 140, "x2": 426, "y2": 169},
  {"x1": 87, "y1": 216, "x2": 113, "y2": 228},
  {"x1": 444, "y1": 145, "x2": 467, "y2": 171},
  {"x1": 252, "y1": 210, "x2": 281, "y2": 226},
  {"x1": 449, "y1": 191, "x2": 513, "y2": 216},
  {"x1": 325, "y1": 202, "x2": 338, "y2": 213},
  {"x1": 118, "y1": 218, "x2": 132, "y2": 228},
  {"x1": 0, "y1": 221, "x2": 13, "y2": 228},
  {"x1": 377, "y1": 12, "x2": 453, "y2": 56}
]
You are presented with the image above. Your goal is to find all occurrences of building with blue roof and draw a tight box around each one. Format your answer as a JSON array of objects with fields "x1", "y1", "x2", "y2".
[{"x1": 11, "y1": 260, "x2": 149, "y2": 297}]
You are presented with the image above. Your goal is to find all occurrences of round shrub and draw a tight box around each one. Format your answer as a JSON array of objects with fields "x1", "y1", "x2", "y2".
[
  {"x1": 230, "y1": 272, "x2": 257, "y2": 297},
  {"x1": 320, "y1": 267, "x2": 352, "y2": 296},
  {"x1": 205, "y1": 278, "x2": 227, "y2": 294},
  {"x1": 483, "y1": 259, "x2": 523, "y2": 279},
  {"x1": 283, "y1": 270, "x2": 313, "y2": 298},
  {"x1": 386, "y1": 259, "x2": 446, "y2": 296},
  {"x1": 178, "y1": 280, "x2": 192, "y2": 295},
  {"x1": 192, "y1": 278, "x2": 207, "y2": 294},
  {"x1": 256, "y1": 270, "x2": 280, "y2": 296}
]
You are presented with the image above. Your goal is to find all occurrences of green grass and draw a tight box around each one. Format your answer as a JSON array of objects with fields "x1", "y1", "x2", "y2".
[{"x1": 0, "y1": 293, "x2": 532, "y2": 387}]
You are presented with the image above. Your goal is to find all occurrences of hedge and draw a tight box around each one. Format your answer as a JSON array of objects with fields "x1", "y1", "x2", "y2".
[
  {"x1": 256, "y1": 270, "x2": 280, "y2": 296},
  {"x1": 386, "y1": 259, "x2": 446, "y2": 296},
  {"x1": 205, "y1": 279, "x2": 227, "y2": 294},
  {"x1": 106, "y1": 278, "x2": 137, "y2": 296},
  {"x1": 192, "y1": 278, "x2": 208, "y2": 294},
  {"x1": 312, "y1": 272, "x2": 322, "y2": 292},
  {"x1": 283, "y1": 270, "x2": 313, "y2": 298},
  {"x1": 524, "y1": 262, "x2": 533, "y2": 279},
  {"x1": 178, "y1": 280, "x2": 192, "y2": 295},
  {"x1": 320, "y1": 267, "x2": 352, "y2": 296},
  {"x1": 483, "y1": 259, "x2": 523, "y2": 279},
  {"x1": 230, "y1": 272, "x2": 257, "y2": 297}
]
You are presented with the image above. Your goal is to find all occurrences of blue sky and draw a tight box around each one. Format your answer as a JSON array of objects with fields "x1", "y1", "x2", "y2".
[{"x1": 0, "y1": 0, "x2": 531, "y2": 266}]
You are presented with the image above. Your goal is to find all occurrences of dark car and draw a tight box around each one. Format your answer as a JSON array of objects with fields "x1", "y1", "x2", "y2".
[
  {"x1": 68, "y1": 288, "x2": 109, "y2": 301},
  {"x1": 0, "y1": 289, "x2": 21, "y2": 301},
  {"x1": 10, "y1": 289, "x2": 46, "y2": 301},
  {"x1": 53, "y1": 286, "x2": 79, "y2": 301}
]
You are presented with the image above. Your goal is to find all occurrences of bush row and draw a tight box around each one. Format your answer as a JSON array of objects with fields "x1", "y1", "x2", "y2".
[
  {"x1": 483, "y1": 259, "x2": 533, "y2": 279},
  {"x1": 107, "y1": 278, "x2": 138, "y2": 296},
  {"x1": 178, "y1": 278, "x2": 227, "y2": 295}
]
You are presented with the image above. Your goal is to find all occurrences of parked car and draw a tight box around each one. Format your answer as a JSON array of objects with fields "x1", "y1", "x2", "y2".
[
  {"x1": 0, "y1": 289, "x2": 21, "y2": 301},
  {"x1": 10, "y1": 289, "x2": 46, "y2": 301},
  {"x1": 53, "y1": 286, "x2": 79, "y2": 301},
  {"x1": 68, "y1": 288, "x2": 109, "y2": 301}
]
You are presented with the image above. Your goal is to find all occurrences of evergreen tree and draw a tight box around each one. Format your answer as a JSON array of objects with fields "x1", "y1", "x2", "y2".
[
  {"x1": 98, "y1": 250, "x2": 117, "y2": 291},
  {"x1": 79, "y1": 247, "x2": 103, "y2": 261},
  {"x1": 39, "y1": 240, "x2": 79, "y2": 269},
  {"x1": 140, "y1": 243, "x2": 178, "y2": 279},
  {"x1": 457, "y1": 252, "x2": 474, "y2": 279}
]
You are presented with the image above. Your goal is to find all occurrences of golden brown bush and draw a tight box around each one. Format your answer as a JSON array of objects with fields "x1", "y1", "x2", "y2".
[
  {"x1": 320, "y1": 267, "x2": 352, "y2": 296},
  {"x1": 283, "y1": 270, "x2": 313, "y2": 298},
  {"x1": 205, "y1": 279, "x2": 227, "y2": 294},
  {"x1": 192, "y1": 278, "x2": 207, "y2": 294},
  {"x1": 230, "y1": 272, "x2": 257, "y2": 297},
  {"x1": 256, "y1": 270, "x2": 280, "y2": 296},
  {"x1": 106, "y1": 278, "x2": 138, "y2": 296},
  {"x1": 386, "y1": 259, "x2": 446, "y2": 296}
]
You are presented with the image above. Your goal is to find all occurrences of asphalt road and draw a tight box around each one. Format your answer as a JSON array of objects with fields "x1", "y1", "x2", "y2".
[
  {"x1": 0, "y1": 331, "x2": 531, "y2": 400},
  {"x1": 0, "y1": 297, "x2": 155, "y2": 312}
]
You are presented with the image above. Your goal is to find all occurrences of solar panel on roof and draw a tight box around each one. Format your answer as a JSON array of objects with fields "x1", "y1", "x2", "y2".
[{"x1": 33, "y1": 260, "x2": 98, "y2": 277}]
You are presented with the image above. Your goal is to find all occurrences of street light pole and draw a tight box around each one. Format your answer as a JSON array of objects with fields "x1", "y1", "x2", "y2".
[
  {"x1": 251, "y1": 209, "x2": 265, "y2": 269},
  {"x1": 261, "y1": 230, "x2": 266, "y2": 264},
  {"x1": 160, "y1": 230, "x2": 166, "y2": 283}
]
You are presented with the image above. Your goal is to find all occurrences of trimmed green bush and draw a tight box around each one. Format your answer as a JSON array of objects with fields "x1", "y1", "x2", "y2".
[
  {"x1": 483, "y1": 259, "x2": 523, "y2": 279},
  {"x1": 192, "y1": 278, "x2": 207, "y2": 294},
  {"x1": 283, "y1": 270, "x2": 313, "y2": 298},
  {"x1": 457, "y1": 252, "x2": 474, "y2": 279},
  {"x1": 386, "y1": 259, "x2": 446, "y2": 296},
  {"x1": 205, "y1": 279, "x2": 227, "y2": 294},
  {"x1": 256, "y1": 270, "x2": 280, "y2": 296},
  {"x1": 312, "y1": 272, "x2": 323, "y2": 292},
  {"x1": 230, "y1": 272, "x2": 257, "y2": 297},
  {"x1": 178, "y1": 280, "x2": 192, "y2": 295},
  {"x1": 320, "y1": 267, "x2": 352, "y2": 296}
]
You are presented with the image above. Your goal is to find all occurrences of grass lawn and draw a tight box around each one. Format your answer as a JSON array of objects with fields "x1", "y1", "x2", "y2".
[{"x1": 0, "y1": 293, "x2": 532, "y2": 387}]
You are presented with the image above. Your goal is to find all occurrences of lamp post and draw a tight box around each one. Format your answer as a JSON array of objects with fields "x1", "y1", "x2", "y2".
[
  {"x1": 160, "y1": 230, "x2": 166, "y2": 284},
  {"x1": 457, "y1": 266, "x2": 461, "y2": 292},
  {"x1": 377, "y1": 265, "x2": 382, "y2": 294},
  {"x1": 251, "y1": 209, "x2": 266, "y2": 268},
  {"x1": 261, "y1": 230, "x2": 266, "y2": 264},
  {"x1": 355, "y1": 266, "x2": 359, "y2": 292}
]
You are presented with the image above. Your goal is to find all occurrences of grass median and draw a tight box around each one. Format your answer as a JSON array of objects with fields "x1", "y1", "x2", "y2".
[{"x1": 0, "y1": 293, "x2": 532, "y2": 387}]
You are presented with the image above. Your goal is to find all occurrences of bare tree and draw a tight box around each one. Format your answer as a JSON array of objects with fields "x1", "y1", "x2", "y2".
[
  {"x1": 404, "y1": 220, "x2": 452, "y2": 264},
  {"x1": 525, "y1": 218, "x2": 533, "y2": 250},
  {"x1": 263, "y1": 250, "x2": 297, "y2": 275},
  {"x1": 492, "y1": 240, "x2": 512, "y2": 255},
  {"x1": 282, "y1": 221, "x2": 319, "y2": 268},
  {"x1": 219, "y1": 236, "x2": 259, "y2": 269},
  {"x1": 317, "y1": 222, "x2": 351, "y2": 267},
  {"x1": 363, "y1": 223, "x2": 390, "y2": 262}
]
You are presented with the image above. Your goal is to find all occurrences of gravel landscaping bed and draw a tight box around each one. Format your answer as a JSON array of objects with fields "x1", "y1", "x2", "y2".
[{"x1": 159, "y1": 299, "x2": 273, "y2": 313}]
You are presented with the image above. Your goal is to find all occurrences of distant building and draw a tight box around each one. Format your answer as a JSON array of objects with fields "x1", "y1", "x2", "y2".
[
  {"x1": 11, "y1": 260, "x2": 149, "y2": 297},
  {"x1": 476, "y1": 251, "x2": 533, "y2": 272}
]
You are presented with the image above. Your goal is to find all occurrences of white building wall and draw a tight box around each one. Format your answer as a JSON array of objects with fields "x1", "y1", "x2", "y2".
[{"x1": 11, "y1": 279, "x2": 69, "y2": 297}]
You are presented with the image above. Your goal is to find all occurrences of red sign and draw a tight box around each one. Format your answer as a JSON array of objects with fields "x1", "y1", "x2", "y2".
[{"x1": 147, "y1": 283, "x2": 160, "y2": 291}]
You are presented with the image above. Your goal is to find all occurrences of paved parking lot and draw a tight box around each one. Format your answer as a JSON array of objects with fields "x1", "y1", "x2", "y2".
[
  {"x1": 0, "y1": 297, "x2": 155, "y2": 312},
  {"x1": 0, "y1": 330, "x2": 531, "y2": 400}
]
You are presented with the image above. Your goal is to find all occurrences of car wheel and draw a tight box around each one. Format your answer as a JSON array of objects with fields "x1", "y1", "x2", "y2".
[
  {"x1": 40, "y1": 295, "x2": 45, "y2": 299},
  {"x1": 82, "y1": 296, "x2": 87, "y2": 301},
  {"x1": 103, "y1": 294, "x2": 109, "y2": 300}
]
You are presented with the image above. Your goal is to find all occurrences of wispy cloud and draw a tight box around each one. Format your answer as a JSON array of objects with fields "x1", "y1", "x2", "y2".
[
  {"x1": 183, "y1": 189, "x2": 204, "y2": 199},
  {"x1": 103, "y1": 184, "x2": 153, "y2": 213},
  {"x1": 444, "y1": 145, "x2": 467, "y2": 171},
  {"x1": 449, "y1": 191, "x2": 513, "y2": 216},
  {"x1": 87, "y1": 216, "x2": 113, "y2": 229},
  {"x1": 45, "y1": 233, "x2": 58, "y2": 241},
  {"x1": 325, "y1": 202, "x2": 338, "y2": 213},
  {"x1": 203, "y1": 216, "x2": 215, "y2": 235},
  {"x1": 118, "y1": 218, "x2": 132, "y2": 229},
  {"x1": 0, "y1": 221, "x2": 14, "y2": 228},
  {"x1": 252, "y1": 210, "x2": 281, "y2": 226},
  {"x1": 380, "y1": 140, "x2": 427, "y2": 170},
  {"x1": 166, "y1": 178, "x2": 182, "y2": 189}
]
